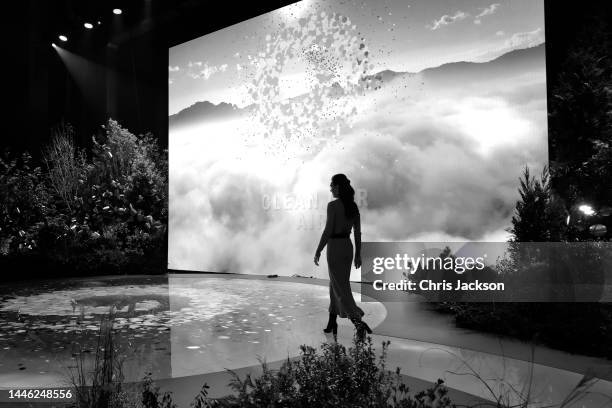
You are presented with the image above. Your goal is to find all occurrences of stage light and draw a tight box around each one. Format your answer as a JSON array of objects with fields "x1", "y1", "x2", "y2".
[
  {"x1": 113, "y1": 8, "x2": 122, "y2": 15},
  {"x1": 84, "y1": 22, "x2": 93, "y2": 29},
  {"x1": 578, "y1": 204, "x2": 595, "y2": 216},
  {"x1": 51, "y1": 42, "x2": 57, "y2": 48},
  {"x1": 97, "y1": 21, "x2": 101, "y2": 25},
  {"x1": 59, "y1": 35, "x2": 68, "y2": 42}
]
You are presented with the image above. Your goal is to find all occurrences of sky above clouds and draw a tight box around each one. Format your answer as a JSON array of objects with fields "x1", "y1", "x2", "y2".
[{"x1": 169, "y1": 0, "x2": 544, "y2": 114}]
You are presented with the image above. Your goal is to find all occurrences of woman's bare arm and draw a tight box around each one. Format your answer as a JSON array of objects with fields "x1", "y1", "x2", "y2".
[
  {"x1": 354, "y1": 212, "x2": 362, "y2": 268},
  {"x1": 315, "y1": 202, "x2": 335, "y2": 257}
]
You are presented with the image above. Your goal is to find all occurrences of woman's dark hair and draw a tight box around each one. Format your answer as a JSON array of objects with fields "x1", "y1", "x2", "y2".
[{"x1": 331, "y1": 174, "x2": 359, "y2": 219}]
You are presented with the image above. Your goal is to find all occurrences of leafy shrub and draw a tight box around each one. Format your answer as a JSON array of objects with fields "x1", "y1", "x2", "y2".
[
  {"x1": 89, "y1": 119, "x2": 167, "y2": 224},
  {"x1": 446, "y1": 302, "x2": 612, "y2": 359},
  {"x1": 62, "y1": 328, "x2": 458, "y2": 408},
  {"x1": 0, "y1": 150, "x2": 50, "y2": 255},
  {"x1": 0, "y1": 118, "x2": 168, "y2": 278},
  {"x1": 203, "y1": 337, "x2": 454, "y2": 408},
  {"x1": 116, "y1": 337, "x2": 455, "y2": 408},
  {"x1": 141, "y1": 372, "x2": 177, "y2": 408}
]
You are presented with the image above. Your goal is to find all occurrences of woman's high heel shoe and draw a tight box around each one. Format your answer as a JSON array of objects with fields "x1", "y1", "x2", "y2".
[
  {"x1": 323, "y1": 322, "x2": 338, "y2": 335},
  {"x1": 323, "y1": 313, "x2": 338, "y2": 335},
  {"x1": 350, "y1": 317, "x2": 372, "y2": 341}
]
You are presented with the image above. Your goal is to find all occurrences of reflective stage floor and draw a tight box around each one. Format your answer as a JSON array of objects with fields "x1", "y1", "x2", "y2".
[{"x1": 0, "y1": 274, "x2": 610, "y2": 407}]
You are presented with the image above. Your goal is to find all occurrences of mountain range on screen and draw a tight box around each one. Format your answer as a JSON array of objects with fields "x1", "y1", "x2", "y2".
[{"x1": 169, "y1": 43, "x2": 545, "y2": 129}]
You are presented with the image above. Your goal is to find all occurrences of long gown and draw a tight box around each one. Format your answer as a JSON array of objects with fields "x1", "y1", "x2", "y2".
[{"x1": 320, "y1": 199, "x2": 364, "y2": 319}]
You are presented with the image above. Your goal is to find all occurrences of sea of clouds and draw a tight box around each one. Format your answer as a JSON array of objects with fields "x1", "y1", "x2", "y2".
[{"x1": 168, "y1": 60, "x2": 547, "y2": 279}]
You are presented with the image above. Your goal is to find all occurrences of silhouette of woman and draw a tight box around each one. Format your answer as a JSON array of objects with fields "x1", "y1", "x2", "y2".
[{"x1": 314, "y1": 174, "x2": 372, "y2": 341}]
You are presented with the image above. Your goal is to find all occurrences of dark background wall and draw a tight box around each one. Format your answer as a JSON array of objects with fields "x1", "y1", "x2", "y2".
[
  {"x1": 4, "y1": 0, "x2": 297, "y2": 161},
  {"x1": 2, "y1": 0, "x2": 610, "y2": 162}
]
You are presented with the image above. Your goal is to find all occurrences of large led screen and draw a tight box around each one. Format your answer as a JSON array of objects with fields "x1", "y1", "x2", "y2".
[{"x1": 168, "y1": 0, "x2": 547, "y2": 278}]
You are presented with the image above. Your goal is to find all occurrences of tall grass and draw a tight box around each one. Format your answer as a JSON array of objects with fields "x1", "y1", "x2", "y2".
[
  {"x1": 66, "y1": 308, "x2": 139, "y2": 408},
  {"x1": 422, "y1": 344, "x2": 606, "y2": 408}
]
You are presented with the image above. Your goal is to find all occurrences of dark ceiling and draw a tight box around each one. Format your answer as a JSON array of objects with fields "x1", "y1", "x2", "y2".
[{"x1": 33, "y1": 1, "x2": 300, "y2": 56}]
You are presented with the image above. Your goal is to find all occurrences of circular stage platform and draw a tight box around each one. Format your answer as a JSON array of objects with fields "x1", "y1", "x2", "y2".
[
  {"x1": 0, "y1": 274, "x2": 610, "y2": 407},
  {"x1": 0, "y1": 275, "x2": 386, "y2": 386}
]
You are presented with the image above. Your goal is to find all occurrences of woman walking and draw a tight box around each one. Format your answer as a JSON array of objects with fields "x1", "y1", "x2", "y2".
[{"x1": 314, "y1": 174, "x2": 372, "y2": 341}]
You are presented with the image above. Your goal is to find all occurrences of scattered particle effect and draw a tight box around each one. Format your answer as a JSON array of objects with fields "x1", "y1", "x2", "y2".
[{"x1": 241, "y1": 9, "x2": 377, "y2": 159}]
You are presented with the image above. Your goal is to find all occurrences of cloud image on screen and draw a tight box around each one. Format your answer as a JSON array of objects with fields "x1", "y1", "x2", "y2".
[{"x1": 168, "y1": 0, "x2": 548, "y2": 279}]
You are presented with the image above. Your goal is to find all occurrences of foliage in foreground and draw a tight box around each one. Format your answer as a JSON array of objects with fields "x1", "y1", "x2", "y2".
[
  {"x1": 66, "y1": 313, "x2": 604, "y2": 408},
  {"x1": 67, "y1": 325, "x2": 455, "y2": 408},
  {"x1": 141, "y1": 337, "x2": 455, "y2": 408},
  {"x1": 203, "y1": 337, "x2": 453, "y2": 408},
  {"x1": 67, "y1": 311, "x2": 137, "y2": 408}
]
